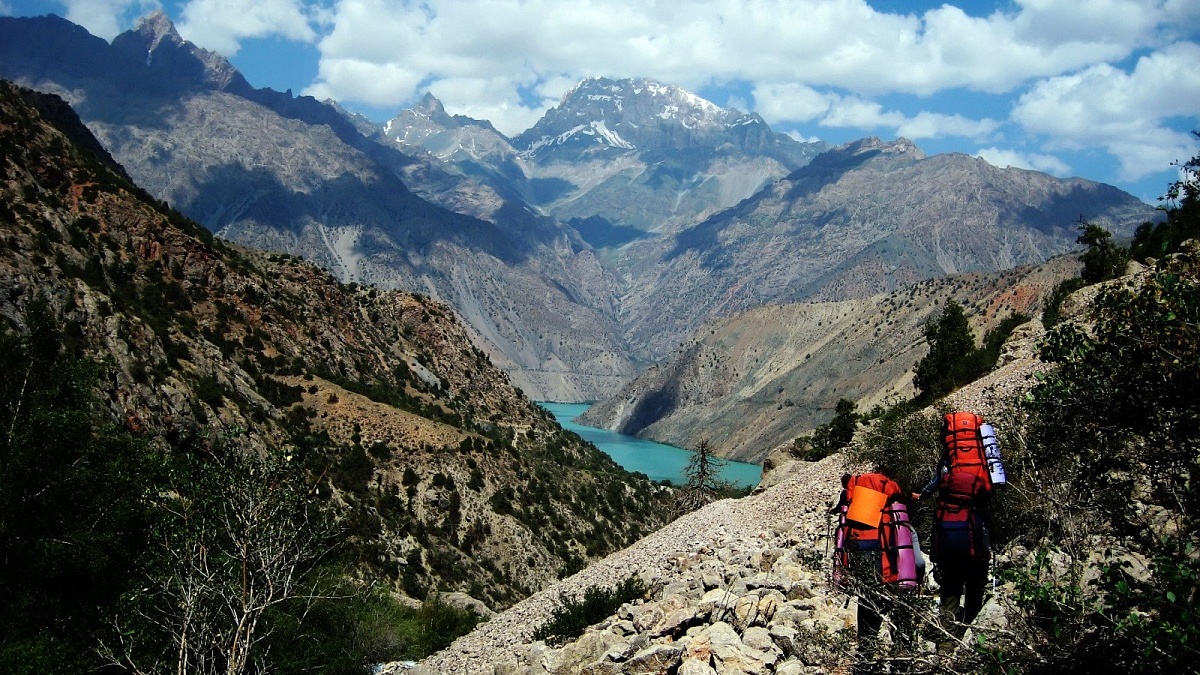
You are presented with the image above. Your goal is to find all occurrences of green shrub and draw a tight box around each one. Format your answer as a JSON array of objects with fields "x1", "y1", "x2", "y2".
[
  {"x1": 532, "y1": 576, "x2": 648, "y2": 646},
  {"x1": 1041, "y1": 277, "x2": 1087, "y2": 328},
  {"x1": 804, "y1": 398, "x2": 861, "y2": 460},
  {"x1": 913, "y1": 300, "x2": 977, "y2": 402},
  {"x1": 851, "y1": 404, "x2": 941, "y2": 492},
  {"x1": 0, "y1": 300, "x2": 159, "y2": 673}
]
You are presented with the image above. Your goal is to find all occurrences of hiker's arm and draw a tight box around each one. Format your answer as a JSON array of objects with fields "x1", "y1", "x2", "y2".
[
  {"x1": 913, "y1": 462, "x2": 944, "y2": 500},
  {"x1": 828, "y1": 490, "x2": 849, "y2": 514}
]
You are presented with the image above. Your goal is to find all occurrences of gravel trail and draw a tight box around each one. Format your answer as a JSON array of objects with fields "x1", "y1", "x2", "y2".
[{"x1": 407, "y1": 455, "x2": 849, "y2": 674}]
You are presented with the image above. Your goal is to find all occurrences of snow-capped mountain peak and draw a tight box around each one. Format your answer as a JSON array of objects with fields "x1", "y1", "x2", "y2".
[{"x1": 514, "y1": 77, "x2": 785, "y2": 161}]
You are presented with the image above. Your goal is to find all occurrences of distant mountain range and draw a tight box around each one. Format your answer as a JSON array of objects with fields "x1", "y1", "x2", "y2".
[
  {"x1": 0, "y1": 12, "x2": 1158, "y2": 412},
  {"x1": 0, "y1": 12, "x2": 636, "y2": 401},
  {"x1": 612, "y1": 136, "x2": 1154, "y2": 360},
  {"x1": 381, "y1": 78, "x2": 826, "y2": 244}
]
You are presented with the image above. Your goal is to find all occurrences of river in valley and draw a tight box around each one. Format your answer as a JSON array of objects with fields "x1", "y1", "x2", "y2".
[{"x1": 538, "y1": 402, "x2": 762, "y2": 489}]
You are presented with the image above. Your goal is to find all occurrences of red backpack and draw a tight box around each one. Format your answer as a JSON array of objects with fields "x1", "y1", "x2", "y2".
[
  {"x1": 939, "y1": 411, "x2": 993, "y2": 503},
  {"x1": 932, "y1": 412, "x2": 993, "y2": 559}
]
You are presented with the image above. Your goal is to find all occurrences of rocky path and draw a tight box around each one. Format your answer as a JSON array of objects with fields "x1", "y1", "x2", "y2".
[{"x1": 391, "y1": 454, "x2": 853, "y2": 674}]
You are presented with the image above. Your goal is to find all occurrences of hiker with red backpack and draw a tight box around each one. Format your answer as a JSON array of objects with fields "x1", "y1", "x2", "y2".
[
  {"x1": 832, "y1": 472, "x2": 922, "y2": 661},
  {"x1": 913, "y1": 411, "x2": 1006, "y2": 631}
]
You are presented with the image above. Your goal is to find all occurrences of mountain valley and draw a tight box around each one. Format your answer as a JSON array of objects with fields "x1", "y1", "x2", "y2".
[{"x1": 580, "y1": 254, "x2": 1079, "y2": 462}]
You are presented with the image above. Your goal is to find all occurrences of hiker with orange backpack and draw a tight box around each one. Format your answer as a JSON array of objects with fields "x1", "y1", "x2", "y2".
[
  {"x1": 832, "y1": 472, "x2": 921, "y2": 660},
  {"x1": 913, "y1": 411, "x2": 1006, "y2": 630}
]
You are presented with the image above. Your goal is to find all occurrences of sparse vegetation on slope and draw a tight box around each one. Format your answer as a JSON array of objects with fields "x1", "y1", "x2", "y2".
[
  {"x1": 583, "y1": 259, "x2": 1067, "y2": 463},
  {"x1": 0, "y1": 79, "x2": 670, "y2": 672}
]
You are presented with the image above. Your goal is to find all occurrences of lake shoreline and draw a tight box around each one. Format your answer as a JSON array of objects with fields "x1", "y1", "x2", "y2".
[{"x1": 538, "y1": 402, "x2": 762, "y2": 489}]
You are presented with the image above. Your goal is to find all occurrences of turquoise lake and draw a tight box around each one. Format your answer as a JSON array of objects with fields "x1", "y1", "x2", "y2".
[{"x1": 538, "y1": 402, "x2": 762, "y2": 489}]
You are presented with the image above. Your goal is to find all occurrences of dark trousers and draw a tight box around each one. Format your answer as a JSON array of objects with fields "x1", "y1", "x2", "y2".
[
  {"x1": 846, "y1": 546, "x2": 916, "y2": 655},
  {"x1": 936, "y1": 553, "x2": 989, "y2": 626}
]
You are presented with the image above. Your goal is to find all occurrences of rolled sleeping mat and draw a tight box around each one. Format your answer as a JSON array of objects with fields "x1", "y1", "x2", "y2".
[
  {"x1": 890, "y1": 502, "x2": 920, "y2": 590},
  {"x1": 980, "y1": 422, "x2": 1007, "y2": 485},
  {"x1": 832, "y1": 504, "x2": 849, "y2": 588}
]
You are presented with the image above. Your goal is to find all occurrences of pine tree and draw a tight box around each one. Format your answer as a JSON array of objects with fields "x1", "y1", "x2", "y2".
[
  {"x1": 1077, "y1": 218, "x2": 1129, "y2": 283},
  {"x1": 674, "y1": 440, "x2": 730, "y2": 515},
  {"x1": 913, "y1": 299, "x2": 976, "y2": 402}
]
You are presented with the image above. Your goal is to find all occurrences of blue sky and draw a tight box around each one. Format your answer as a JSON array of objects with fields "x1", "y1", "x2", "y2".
[{"x1": 5, "y1": 0, "x2": 1200, "y2": 204}]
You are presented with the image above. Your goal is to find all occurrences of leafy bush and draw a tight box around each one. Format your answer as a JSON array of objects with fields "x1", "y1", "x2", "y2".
[
  {"x1": 852, "y1": 405, "x2": 942, "y2": 497},
  {"x1": 1003, "y1": 238, "x2": 1200, "y2": 671},
  {"x1": 913, "y1": 300, "x2": 1030, "y2": 404},
  {"x1": 1041, "y1": 277, "x2": 1087, "y2": 328},
  {"x1": 800, "y1": 398, "x2": 861, "y2": 461},
  {"x1": 1077, "y1": 219, "x2": 1130, "y2": 284},
  {"x1": 532, "y1": 576, "x2": 648, "y2": 646},
  {"x1": 1130, "y1": 135, "x2": 1200, "y2": 263}
]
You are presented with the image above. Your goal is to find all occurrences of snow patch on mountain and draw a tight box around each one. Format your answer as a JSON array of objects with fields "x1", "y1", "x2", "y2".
[
  {"x1": 590, "y1": 120, "x2": 634, "y2": 149},
  {"x1": 524, "y1": 119, "x2": 636, "y2": 154}
]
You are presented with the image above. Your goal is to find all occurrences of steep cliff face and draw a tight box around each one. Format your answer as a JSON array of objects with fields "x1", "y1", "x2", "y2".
[
  {"x1": 0, "y1": 80, "x2": 667, "y2": 608},
  {"x1": 581, "y1": 256, "x2": 1080, "y2": 463}
]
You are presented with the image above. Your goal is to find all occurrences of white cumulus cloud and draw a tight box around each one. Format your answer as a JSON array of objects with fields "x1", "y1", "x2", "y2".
[
  {"x1": 755, "y1": 84, "x2": 999, "y2": 142},
  {"x1": 176, "y1": 0, "x2": 317, "y2": 55},
  {"x1": 54, "y1": 0, "x2": 156, "y2": 39},
  {"x1": 302, "y1": 0, "x2": 1198, "y2": 139},
  {"x1": 1012, "y1": 41, "x2": 1200, "y2": 180},
  {"x1": 976, "y1": 147, "x2": 1072, "y2": 175}
]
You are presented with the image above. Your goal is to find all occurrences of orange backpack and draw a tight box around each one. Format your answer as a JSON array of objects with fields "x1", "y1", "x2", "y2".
[
  {"x1": 939, "y1": 411, "x2": 993, "y2": 504},
  {"x1": 833, "y1": 473, "x2": 915, "y2": 586}
]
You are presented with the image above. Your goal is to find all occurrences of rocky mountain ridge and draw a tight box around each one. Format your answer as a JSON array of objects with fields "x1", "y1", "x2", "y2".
[
  {"x1": 406, "y1": 454, "x2": 855, "y2": 674},
  {"x1": 0, "y1": 78, "x2": 667, "y2": 609},
  {"x1": 384, "y1": 77, "x2": 828, "y2": 242},
  {"x1": 610, "y1": 136, "x2": 1153, "y2": 363}
]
